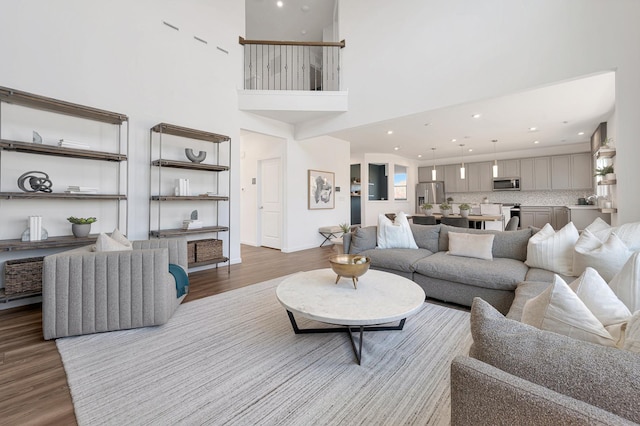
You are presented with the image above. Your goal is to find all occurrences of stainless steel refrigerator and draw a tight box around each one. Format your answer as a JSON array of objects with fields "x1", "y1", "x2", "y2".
[{"x1": 416, "y1": 181, "x2": 445, "y2": 211}]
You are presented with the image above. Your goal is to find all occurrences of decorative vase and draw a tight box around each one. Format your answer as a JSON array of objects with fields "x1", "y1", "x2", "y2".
[
  {"x1": 71, "y1": 223, "x2": 91, "y2": 238},
  {"x1": 460, "y1": 210, "x2": 469, "y2": 218},
  {"x1": 605, "y1": 173, "x2": 616, "y2": 181},
  {"x1": 442, "y1": 209, "x2": 451, "y2": 217},
  {"x1": 425, "y1": 209, "x2": 433, "y2": 216}
]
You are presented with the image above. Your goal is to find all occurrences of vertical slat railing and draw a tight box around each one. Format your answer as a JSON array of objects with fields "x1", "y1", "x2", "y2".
[{"x1": 239, "y1": 37, "x2": 345, "y2": 91}]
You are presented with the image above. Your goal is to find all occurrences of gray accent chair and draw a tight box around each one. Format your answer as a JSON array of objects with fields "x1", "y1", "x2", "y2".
[
  {"x1": 42, "y1": 238, "x2": 188, "y2": 340},
  {"x1": 412, "y1": 215, "x2": 437, "y2": 225},
  {"x1": 505, "y1": 216, "x2": 519, "y2": 230},
  {"x1": 440, "y1": 217, "x2": 469, "y2": 228}
]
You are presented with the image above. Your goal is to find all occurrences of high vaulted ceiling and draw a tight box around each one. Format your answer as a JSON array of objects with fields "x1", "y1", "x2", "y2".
[{"x1": 245, "y1": 2, "x2": 616, "y2": 163}]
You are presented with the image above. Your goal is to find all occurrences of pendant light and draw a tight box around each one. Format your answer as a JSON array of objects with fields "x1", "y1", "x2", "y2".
[
  {"x1": 459, "y1": 144, "x2": 466, "y2": 180},
  {"x1": 492, "y1": 139, "x2": 499, "y2": 178},
  {"x1": 431, "y1": 147, "x2": 437, "y2": 180}
]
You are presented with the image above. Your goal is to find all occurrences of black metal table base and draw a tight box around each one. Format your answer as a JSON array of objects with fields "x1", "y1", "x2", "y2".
[{"x1": 285, "y1": 310, "x2": 406, "y2": 365}]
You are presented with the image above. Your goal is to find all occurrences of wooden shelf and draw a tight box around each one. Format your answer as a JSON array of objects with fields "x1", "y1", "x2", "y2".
[
  {"x1": 149, "y1": 226, "x2": 229, "y2": 238},
  {"x1": 151, "y1": 195, "x2": 228, "y2": 201},
  {"x1": 0, "y1": 288, "x2": 42, "y2": 303},
  {"x1": 597, "y1": 179, "x2": 617, "y2": 185},
  {"x1": 600, "y1": 208, "x2": 618, "y2": 213},
  {"x1": 151, "y1": 159, "x2": 229, "y2": 171},
  {"x1": 595, "y1": 148, "x2": 616, "y2": 159},
  {"x1": 188, "y1": 257, "x2": 229, "y2": 268},
  {"x1": 0, "y1": 86, "x2": 127, "y2": 125},
  {"x1": 0, "y1": 139, "x2": 126, "y2": 161},
  {"x1": 0, "y1": 192, "x2": 126, "y2": 200},
  {"x1": 0, "y1": 234, "x2": 98, "y2": 252},
  {"x1": 151, "y1": 123, "x2": 230, "y2": 143}
]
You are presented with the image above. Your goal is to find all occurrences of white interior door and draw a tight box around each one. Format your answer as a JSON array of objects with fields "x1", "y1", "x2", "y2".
[{"x1": 259, "y1": 157, "x2": 282, "y2": 249}]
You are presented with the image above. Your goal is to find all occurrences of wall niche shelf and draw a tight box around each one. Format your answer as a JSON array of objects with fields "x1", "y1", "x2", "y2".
[
  {"x1": 597, "y1": 179, "x2": 617, "y2": 186},
  {"x1": 149, "y1": 122, "x2": 230, "y2": 271},
  {"x1": 0, "y1": 86, "x2": 129, "y2": 302},
  {"x1": 595, "y1": 148, "x2": 616, "y2": 159}
]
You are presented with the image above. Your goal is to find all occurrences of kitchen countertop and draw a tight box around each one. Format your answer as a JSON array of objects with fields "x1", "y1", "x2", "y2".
[{"x1": 566, "y1": 205, "x2": 600, "y2": 209}]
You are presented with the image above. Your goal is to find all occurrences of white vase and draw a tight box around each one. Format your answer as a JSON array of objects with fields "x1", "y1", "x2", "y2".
[
  {"x1": 442, "y1": 209, "x2": 451, "y2": 217},
  {"x1": 460, "y1": 210, "x2": 469, "y2": 218},
  {"x1": 605, "y1": 173, "x2": 616, "y2": 181},
  {"x1": 425, "y1": 209, "x2": 433, "y2": 216}
]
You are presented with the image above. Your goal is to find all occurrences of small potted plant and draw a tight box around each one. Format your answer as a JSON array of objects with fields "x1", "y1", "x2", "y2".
[
  {"x1": 458, "y1": 203, "x2": 471, "y2": 218},
  {"x1": 421, "y1": 203, "x2": 433, "y2": 216},
  {"x1": 439, "y1": 202, "x2": 452, "y2": 217},
  {"x1": 339, "y1": 223, "x2": 351, "y2": 235},
  {"x1": 67, "y1": 216, "x2": 97, "y2": 238},
  {"x1": 595, "y1": 165, "x2": 615, "y2": 181}
]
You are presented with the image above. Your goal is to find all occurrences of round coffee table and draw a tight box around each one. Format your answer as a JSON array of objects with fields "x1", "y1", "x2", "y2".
[{"x1": 276, "y1": 268, "x2": 425, "y2": 364}]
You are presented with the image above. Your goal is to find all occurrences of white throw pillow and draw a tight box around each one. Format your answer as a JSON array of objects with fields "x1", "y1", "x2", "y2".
[
  {"x1": 568, "y1": 267, "x2": 631, "y2": 327},
  {"x1": 525, "y1": 222, "x2": 579, "y2": 276},
  {"x1": 585, "y1": 217, "x2": 613, "y2": 237},
  {"x1": 521, "y1": 275, "x2": 617, "y2": 347},
  {"x1": 376, "y1": 212, "x2": 418, "y2": 249},
  {"x1": 611, "y1": 222, "x2": 640, "y2": 251},
  {"x1": 110, "y1": 228, "x2": 132, "y2": 248},
  {"x1": 609, "y1": 252, "x2": 640, "y2": 312},
  {"x1": 448, "y1": 232, "x2": 494, "y2": 260},
  {"x1": 573, "y1": 230, "x2": 632, "y2": 281},
  {"x1": 93, "y1": 232, "x2": 133, "y2": 252}
]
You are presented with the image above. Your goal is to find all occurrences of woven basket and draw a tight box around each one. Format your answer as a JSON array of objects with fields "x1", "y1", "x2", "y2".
[
  {"x1": 4, "y1": 256, "x2": 44, "y2": 296},
  {"x1": 195, "y1": 239, "x2": 223, "y2": 262},
  {"x1": 187, "y1": 241, "x2": 196, "y2": 264}
]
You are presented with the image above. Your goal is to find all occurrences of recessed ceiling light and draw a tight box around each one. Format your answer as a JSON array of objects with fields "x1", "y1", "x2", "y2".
[
  {"x1": 300, "y1": 29, "x2": 307, "y2": 35},
  {"x1": 418, "y1": 154, "x2": 422, "y2": 158},
  {"x1": 276, "y1": 1, "x2": 284, "y2": 7},
  {"x1": 468, "y1": 148, "x2": 473, "y2": 152},
  {"x1": 471, "y1": 113, "x2": 481, "y2": 119},
  {"x1": 534, "y1": 140, "x2": 540, "y2": 144},
  {"x1": 578, "y1": 131, "x2": 585, "y2": 136},
  {"x1": 451, "y1": 138, "x2": 457, "y2": 142},
  {"x1": 387, "y1": 130, "x2": 393, "y2": 135},
  {"x1": 394, "y1": 146, "x2": 400, "y2": 151},
  {"x1": 529, "y1": 127, "x2": 537, "y2": 131}
]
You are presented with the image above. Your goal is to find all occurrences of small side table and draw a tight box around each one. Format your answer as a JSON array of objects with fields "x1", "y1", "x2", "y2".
[{"x1": 318, "y1": 226, "x2": 342, "y2": 247}]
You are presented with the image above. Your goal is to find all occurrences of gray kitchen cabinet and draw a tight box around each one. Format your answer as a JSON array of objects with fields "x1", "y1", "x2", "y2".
[
  {"x1": 467, "y1": 162, "x2": 493, "y2": 192},
  {"x1": 496, "y1": 159, "x2": 520, "y2": 178},
  {"x1": 520, "y1": 206, "x2": 552, "y2": 229},
  {"x1": 551, "y1": 155, "x2": 571, "y2": 190},
  {"x1": 571, "y1": 153, "x2": 593, "y2": 189},
  {"x1": 567, "y1": 207, "x2": 611, "y2": 231},
  {"x1": 553, "y1": 206, "x2": 570, "y2": 230},
  {"x1": 521, "y1": 157, "x2": 551, "y2": 190},
  {"x1": 418, "y1": 165, "x2": 444, "y2": 182},
  {"x1": 444, "y1": 164, "x2": 468, "y2": 193}
]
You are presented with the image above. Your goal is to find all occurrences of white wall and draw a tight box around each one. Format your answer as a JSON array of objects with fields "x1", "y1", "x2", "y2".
[
  {"x1": 300, "y1": 0, "x2": 640, "y2": 224},
  {"x1": 0, "y1": 1, "x2": 244, "y2": 268}
]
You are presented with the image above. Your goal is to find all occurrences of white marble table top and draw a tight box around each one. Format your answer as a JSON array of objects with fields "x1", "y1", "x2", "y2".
[{"x1": 276, "y1": 269, "x2": 426, "y2": 326}]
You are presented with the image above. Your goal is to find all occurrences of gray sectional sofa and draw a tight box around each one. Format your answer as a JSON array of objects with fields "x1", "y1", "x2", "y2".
[{"x1": 344, "y1": 224, "x2": 571, "y2": 314}]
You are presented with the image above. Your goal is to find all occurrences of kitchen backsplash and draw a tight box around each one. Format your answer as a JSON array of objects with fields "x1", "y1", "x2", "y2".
[{"x1": 446, "y1": 190, "x2": 596, "y2": 206}]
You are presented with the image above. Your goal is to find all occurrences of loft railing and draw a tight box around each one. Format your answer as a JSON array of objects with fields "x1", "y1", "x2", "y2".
[{"x1": 239, "y1": 37, "x2": 345, "y2": 91}]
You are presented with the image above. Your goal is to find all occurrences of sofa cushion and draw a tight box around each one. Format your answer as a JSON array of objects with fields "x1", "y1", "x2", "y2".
[
  {"x1": 573, "y1": 230, "x2": 632, "y2": 281},
  {"x1": 438, "y1": 225, "x2": 532, "y2": 261},
  {"x1": 413, "y1": 252, "x2": 528, "y2": 291},
  {"x1": 360, "y1": 248, "x2": 433, "y2": 273},
  {"x1": 524, "y1": 267, "x2": 574, "y2": 283},
  {"x1": 409, "y1": 223, "x2": 440, "y2": 253},
  {"x1": 525, "y1": 222, "x2": 579, "y2": 276},
  {"x1": 349, "y1": 226, "x2": 377, "y2": 254},
  {"x1": 377, "y1": 212, "x2": 418, "y2": 249},
  {"x1": 521, "y1": 275, "x2": 618, "y2": 347},
  {"x1": 448, "y1": 232, "x2": 494, "y2": 260},
  {"x1": 469, "y1": 298, "x2": 640, "y2": 424}
]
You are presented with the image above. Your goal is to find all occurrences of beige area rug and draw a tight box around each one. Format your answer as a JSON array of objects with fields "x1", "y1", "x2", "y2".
[{"x1": 56, "y1": 275, "x2": 472, "y2": 425}]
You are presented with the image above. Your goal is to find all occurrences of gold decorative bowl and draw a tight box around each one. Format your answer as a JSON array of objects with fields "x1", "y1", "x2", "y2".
[{"x1": 329, "y1": 254, "x2": 371, "y2": 289}]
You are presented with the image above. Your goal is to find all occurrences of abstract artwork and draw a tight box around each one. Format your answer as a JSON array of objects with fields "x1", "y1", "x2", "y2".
[{"x1": 308, "y1": 169, "x2": 334, "y2": 210}]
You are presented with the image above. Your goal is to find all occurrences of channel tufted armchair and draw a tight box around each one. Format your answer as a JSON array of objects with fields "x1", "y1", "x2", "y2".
[{"x1": 42, "y1": 237, "x2": 188, "y2": 340}]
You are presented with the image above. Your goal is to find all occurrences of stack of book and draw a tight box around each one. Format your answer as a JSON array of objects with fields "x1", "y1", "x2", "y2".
[
  {"x1": 65, "y1": 186, "x2": 98, "y2": 194},
  {"x1": 29, "y1": 216, "x2": 43, "y2": 241},
  {"x1": 175, "y1": 178, "x2": 191, "y2": 196},
  {"x1": 59, "y1": 139, "x2": 90, "y2": 149}
]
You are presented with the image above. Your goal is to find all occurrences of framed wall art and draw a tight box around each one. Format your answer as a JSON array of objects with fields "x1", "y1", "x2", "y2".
[{"x1": 308, "y1": 169, "x2": 335, "y2": 209}]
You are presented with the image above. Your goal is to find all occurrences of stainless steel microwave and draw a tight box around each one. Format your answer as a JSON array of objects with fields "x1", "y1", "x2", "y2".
[{"x1": 492, "y1": 177, "x2": 521, "y2": 191}]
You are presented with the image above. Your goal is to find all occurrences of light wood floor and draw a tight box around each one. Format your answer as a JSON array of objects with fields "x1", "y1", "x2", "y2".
[{"x1": 0, "y1": 244, "x2": 336, "y2": 426}]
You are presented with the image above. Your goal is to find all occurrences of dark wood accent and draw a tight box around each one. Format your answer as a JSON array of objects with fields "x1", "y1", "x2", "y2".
[
  {"x1": 238, "y1": 36, "x2": 346, "y2": 48},
  {"x1": 0, "y1": 244, "x2": 335, "y2": 425},
  {"x1": 151, "y1": 159, "x2": 229, "y2": 171},
  {"x1": 188, "y1": 256, "x2": 229, "y2": 268},
  {"x1": 0, "y1": 192, "x2": 126, "y2": 200},
  {"x1": 149, "y1": 226, "x2": 229, "y2": 238},
  {"x1": 0, "y1": 139, "x2": 126, "y2": 162},
  {"x1": 151, "y1": 195, "x2": 228, "y2": 201},
  {"x1": 0, "y1": 86, "x2": 127, "y2": 125},
  {"x1": 151, "y1": 123, "x2": 230, "y2": 143},
  {"x1": 0, "y1": 234, "x2": 99, "y2": 252}
]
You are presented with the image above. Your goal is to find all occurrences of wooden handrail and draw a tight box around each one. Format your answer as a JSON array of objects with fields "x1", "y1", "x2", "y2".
[{"x1": 239, "y1": 36, "x2": 345, "y2": 48}]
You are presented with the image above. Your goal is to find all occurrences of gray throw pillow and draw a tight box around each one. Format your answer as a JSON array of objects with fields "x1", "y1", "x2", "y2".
[
  {"x1": 470, "y1": 298, "x2": 640, "y2": 424},
  {"x1": 409, "y1": 224, "x2": 440, "y2": 253},
  {"x1": 349, "y1": 226, "x2": 377, "y2": 254}
]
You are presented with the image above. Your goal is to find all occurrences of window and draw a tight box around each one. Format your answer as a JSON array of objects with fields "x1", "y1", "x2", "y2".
[{"x1": 394, "y1": 165, "x2": 407, "y2": 200}]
